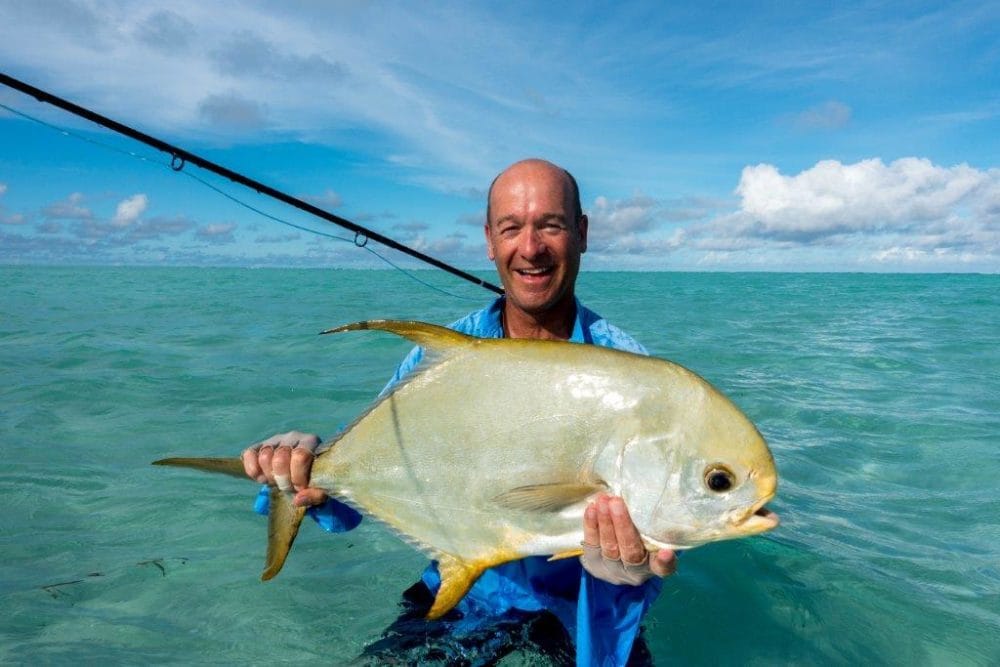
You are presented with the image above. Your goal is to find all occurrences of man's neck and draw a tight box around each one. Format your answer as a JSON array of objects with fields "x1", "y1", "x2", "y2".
[{"x1": 502, "y1": 297, "x2": 576, "y2": 341}]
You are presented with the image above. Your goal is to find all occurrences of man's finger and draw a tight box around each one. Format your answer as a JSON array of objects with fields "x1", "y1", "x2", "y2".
[
  {"x1": 582, "y1": 501, "x2": 600, "y2": 547},
  {"x1": 290, "y1": 446, "x2": 315, "y2": 491},
  {"x1": 270, "y1": 446, "x2": 293, "y2": 490},
  {"x1": 596, "y1": 495, "x2": 621, "y2": 560},
  {"x1": 650, "y1": 549, "x2": 678, "y2": 578},
  {"x1": 241, "y1": 447, "x2": 266, "y2": 483},
  {"x1": 257, "y1": 445, "x2": 275, "y2": 481},
  {"x1": 294, "y1": 487, "x2": 328, "y2": 507},
  {"x1": 608, "y1": 496, "x2": 646, "y2": 565}
]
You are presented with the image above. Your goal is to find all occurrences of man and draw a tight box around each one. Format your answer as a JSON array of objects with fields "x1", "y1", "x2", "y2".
[{"x1": 242, "y1": 159, "x2": 676, "y2": 664}]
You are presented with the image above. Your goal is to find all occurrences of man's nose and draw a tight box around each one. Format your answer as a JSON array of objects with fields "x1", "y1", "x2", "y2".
[{"x1": 520, "y1": 228, "x2": 546, "y2": 257}]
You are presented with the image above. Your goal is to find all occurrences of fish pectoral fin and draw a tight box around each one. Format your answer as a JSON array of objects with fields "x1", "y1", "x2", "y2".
[
  {"x1": 492, "y1": 482, "x2": 607, "y2": 513},
  {"x1": 320, "y1": 320, "x2": 475, "y2": 352},
  {"x1": 548, "y1": 548, "x2": 585, "y2": 561},
  {"x1": 261, "y1": 487, "x2": 307, "y2": 581},
  {"x1": 428, "y1": 551, "x2": 517, "y2": 620}
]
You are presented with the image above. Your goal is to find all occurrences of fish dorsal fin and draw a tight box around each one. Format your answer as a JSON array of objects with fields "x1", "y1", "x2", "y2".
[
  {"x1": 320, "y1": 320, "x2": 475, "y2": 353},
  {"x1": 492, "y1": 482, "x2": 607, "y2": 513},
  {"x1": 262, "y1": 487, "x2": 307, "y2": 581},
  {"x1": 429, "y1": 550, "x2": 519, "y2": 619}
]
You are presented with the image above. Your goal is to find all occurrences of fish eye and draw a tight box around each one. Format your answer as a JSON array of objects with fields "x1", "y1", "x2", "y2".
[{"x1": 704, "y1": 465, "x2": 736, "y2": 493}]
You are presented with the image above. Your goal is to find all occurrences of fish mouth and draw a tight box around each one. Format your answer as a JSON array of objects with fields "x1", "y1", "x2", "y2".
[{"x1": 734, "y1": 495, "x2": 780, "y2": 534}]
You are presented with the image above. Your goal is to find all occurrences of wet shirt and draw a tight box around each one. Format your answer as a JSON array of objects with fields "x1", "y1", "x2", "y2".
[{"x1": 255, "y1": 297, "x2": 662, "y2": 665}]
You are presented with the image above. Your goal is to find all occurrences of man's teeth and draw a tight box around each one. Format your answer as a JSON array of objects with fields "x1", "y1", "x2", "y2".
[{"x1": 517, "y1": 267, "x2": 551, "y2": 275}]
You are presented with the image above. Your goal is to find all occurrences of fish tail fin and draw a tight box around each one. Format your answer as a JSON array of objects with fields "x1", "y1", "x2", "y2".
[
  {"x1": 262, "y1": 487, "x2": 307, "y2": 580},
  {"x1": 152, "y1": 457, "x2": 305, "y2": 581},
  {"x1": 153, "y1": 456, "x2": 247, "y2": 478}
]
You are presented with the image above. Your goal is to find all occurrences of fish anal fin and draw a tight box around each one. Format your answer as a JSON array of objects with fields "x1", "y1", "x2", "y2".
[
  {"x1": 262, "y1": 487, "x2": 307, "y2": 581},
  {"x1": 321, "y1": 320, "x2": 474, "y2": 353},
  {"x1": 548, "y1": 548, "x2": 585, "y2": 561},
  {"x1": 492, "y1": 482, "x2": 607, "y2": 513},
  {"x1": 427, "y1": 551, "x2": 519, "y2": 620}
]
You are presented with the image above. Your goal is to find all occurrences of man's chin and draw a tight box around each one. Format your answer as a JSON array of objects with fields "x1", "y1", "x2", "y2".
[{"x1": 505, "y1": 290, "x2": 571, "y2": 318}]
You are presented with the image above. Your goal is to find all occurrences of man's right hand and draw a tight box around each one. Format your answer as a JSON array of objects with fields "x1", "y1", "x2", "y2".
[{"x1": 241, "y1": 431, "x2": 329, "y2": 507}]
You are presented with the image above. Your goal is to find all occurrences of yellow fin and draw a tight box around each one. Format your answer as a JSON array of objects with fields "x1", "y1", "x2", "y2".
[
  {"x1": 152, "y1": 456, "x2": 247, "y2": 479},
  {"x1": 262, "y1": 487, "x2": 307, "y2": 581},
  {"x1": 492, "y1": 482, "x2": 606, "y2": 513},
  {"x1": 151, "y1": 457, "x2": 306, "y2": 581},
  {"x1": 428, "y1": 551, "x2": 518, "y2": 619},
  {"x1": 548, "y1": 548, "x2": 585, "y2": 561},
  {"x1": 320, "y1": 320, "x2": 475, "y2": 352}
]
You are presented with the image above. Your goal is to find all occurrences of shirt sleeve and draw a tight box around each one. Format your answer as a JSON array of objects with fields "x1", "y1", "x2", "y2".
[
  {"x1": 576, "y1": 572, "x2": 663, "y2": 666},
  {"x1": 253, "y1": 485, "x2": 362, "y2": 533}
]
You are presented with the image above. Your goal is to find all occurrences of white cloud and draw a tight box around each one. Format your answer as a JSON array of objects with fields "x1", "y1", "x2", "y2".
[
  {"x1": 674, "y1": 157, "x2": 1000, "y2": 270},
  {"x1": 43, "y1": 192, "x2": 92, "y2": 220},
  {"x1": 0, "y1": 183, "x2": 7, "y2": 196},
  {"x1": 590, "y1": 195, "x2": 660, "y2": 237},
  {"x1": 786, "y1": 100, "x2": 852, "y2": 130},
  {"x1": 196, "y1": 222, "x2": 237, "y2": 244},
  {"x1": 0, "y1": 2, "x2": 649, "y2": 187},
  {"x1": 304, "y1": 189, "x2": 343, "y2": 210},
  {"x1": 198, "y1": 92, "x2": 269, "y2": 130},
  {"x1": 732, "y1": 158, "x2": 997, "y2": 240},
  {"x1": 583, "y1": 193, "x2": 714, "y2": 261},
  {"x1": 112, "y1": 193, "x2": 148, "y2": 227}
]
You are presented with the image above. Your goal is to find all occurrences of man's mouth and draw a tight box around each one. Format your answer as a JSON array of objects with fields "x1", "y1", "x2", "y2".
[{"x1": 515, "y1": 266, "x2": 554, "y2": 278}]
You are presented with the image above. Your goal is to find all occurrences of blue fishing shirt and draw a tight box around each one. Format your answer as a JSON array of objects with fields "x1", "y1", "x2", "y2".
[{"x1": 255, "y1": 297, "x2": 662, "y2": 665}]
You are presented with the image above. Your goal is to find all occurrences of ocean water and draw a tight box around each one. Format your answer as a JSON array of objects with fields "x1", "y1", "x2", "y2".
[{"x1": 1, "y1": 266, "x2": 997, "y2": 665}]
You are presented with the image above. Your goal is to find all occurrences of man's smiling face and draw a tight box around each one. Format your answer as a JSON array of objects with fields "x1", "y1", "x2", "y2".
[{"x1": 485, "y1": 160, "x2": 588, "y2": 318}]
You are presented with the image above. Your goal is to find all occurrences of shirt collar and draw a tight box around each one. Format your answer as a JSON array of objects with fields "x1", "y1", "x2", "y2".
[{"x1": 486, "y1": 296, "x2": 589, "y2": 343}]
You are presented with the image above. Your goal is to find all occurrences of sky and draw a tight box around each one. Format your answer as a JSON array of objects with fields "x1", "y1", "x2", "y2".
[{"x1": 0, "y1": 0, "x2": 997, "y2": 273}]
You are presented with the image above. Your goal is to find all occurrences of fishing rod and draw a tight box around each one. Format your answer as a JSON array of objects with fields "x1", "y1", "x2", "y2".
[{"x1": 0, "y1": 72, "x2": 504, "y2": 295}]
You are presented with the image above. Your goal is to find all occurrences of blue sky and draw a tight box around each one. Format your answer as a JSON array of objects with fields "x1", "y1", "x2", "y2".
[{"x1": 0, "y1": 1, "x2": 997, "y2": 273}]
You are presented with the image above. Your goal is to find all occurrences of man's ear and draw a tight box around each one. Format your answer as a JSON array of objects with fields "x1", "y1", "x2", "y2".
[
  {"x1": 577, "y1": 214, "x2": 589, "y2": 253},
  {"x1": 484, "y1": 222, "x2": 495, "y2": 261}
]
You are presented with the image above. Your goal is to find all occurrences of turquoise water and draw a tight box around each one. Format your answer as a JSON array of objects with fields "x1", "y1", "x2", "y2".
[{"x1": 1, "y1": 266, "x2": 998, "y2": 665}]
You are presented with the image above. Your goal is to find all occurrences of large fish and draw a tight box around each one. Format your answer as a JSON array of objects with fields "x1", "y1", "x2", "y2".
[{"x1": 155, "y1": 320, "x2": 779, "y2": 618}]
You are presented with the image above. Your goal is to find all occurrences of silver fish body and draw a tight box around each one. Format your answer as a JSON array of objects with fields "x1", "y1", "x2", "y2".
[{"x1": 156, "y1": 320, "x2": 778, "y2": 618}]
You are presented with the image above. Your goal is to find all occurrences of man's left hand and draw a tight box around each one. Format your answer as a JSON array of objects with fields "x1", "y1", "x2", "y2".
[{"x1": 581, "y1": 494, "x2": 677, "y2": 585}]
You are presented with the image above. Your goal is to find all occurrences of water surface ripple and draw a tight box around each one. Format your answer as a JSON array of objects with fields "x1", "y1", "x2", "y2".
[{"x1": 1, "y1": 267, "x2": 997, "y2": 665}]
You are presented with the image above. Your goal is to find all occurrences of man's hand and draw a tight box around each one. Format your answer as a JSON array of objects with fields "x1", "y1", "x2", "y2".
[
  {"x1": 241, "y1": 431, "x2": 329, "y2": 507},
  {"x1": 581, "y1": 494, "x2": 677, "y2": 585}
]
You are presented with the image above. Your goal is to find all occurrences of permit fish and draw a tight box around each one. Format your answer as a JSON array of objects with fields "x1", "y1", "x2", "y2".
[{"x1": 155, "y1": 320, "x2": 778, "y2": 619}]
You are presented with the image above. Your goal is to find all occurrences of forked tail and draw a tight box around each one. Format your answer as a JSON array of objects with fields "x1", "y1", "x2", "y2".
[{"x1": 153, "y1": 457, "x2": 306, "y2": 581}]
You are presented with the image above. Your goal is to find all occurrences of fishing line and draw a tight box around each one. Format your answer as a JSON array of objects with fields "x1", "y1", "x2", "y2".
[
  {"x1": 0, "y1": 72, "x2": 503, "y2": 297},
  {"x1": 0, "y1": 99, "x2": 479, "y2": 300},
  {"x1": 179, "y1": 168, "x2": 486, "y2": 300}
]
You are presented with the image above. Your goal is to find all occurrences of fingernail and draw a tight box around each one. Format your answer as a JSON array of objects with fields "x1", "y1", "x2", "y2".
[{"x1": 256, "y1": 475, "x2": 267, "y2": 484}]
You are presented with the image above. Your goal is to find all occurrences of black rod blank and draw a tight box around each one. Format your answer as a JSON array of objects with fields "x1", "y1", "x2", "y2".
[{"x1": 0, "y1": 72, "x2": 503, "y2": 295}]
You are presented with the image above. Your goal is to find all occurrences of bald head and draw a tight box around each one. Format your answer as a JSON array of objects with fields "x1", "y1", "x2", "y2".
[{"x1": 486, "y1": 159, "x2": 583, "y2": 228}]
